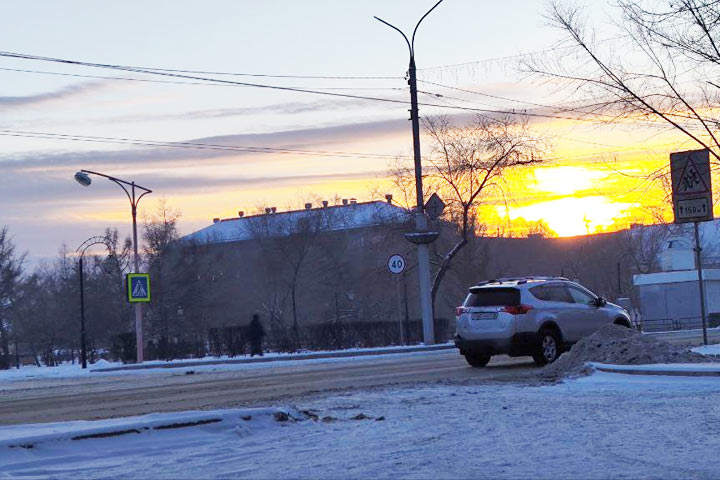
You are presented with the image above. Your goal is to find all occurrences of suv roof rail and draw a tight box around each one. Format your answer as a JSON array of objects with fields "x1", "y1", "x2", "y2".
[{"x1": 475, "y1": 276, "x2": 569, "y2": 286}]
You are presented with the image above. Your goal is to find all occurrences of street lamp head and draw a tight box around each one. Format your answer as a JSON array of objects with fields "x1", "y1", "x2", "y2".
[{"x1": 74, "y1": 171, "x2": 92, "y2": 187}]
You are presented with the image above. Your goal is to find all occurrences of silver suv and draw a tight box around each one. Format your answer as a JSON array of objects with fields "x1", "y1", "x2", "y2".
[{"x1": 454, "y1": 277, "x2": 632, "y2": 367}]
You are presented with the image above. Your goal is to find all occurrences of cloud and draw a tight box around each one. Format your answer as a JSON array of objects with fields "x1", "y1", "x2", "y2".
[
  {"x1": 0, "y1": 166, "x2": 388, "y2": 208},
  {"x1": 0, "y1": 82, "x2": 106, "y2": 108}
]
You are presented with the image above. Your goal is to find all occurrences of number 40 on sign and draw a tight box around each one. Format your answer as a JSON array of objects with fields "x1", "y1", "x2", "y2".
[{"x1": 387, "y1": 254, "x2": 406, "y2": 275}]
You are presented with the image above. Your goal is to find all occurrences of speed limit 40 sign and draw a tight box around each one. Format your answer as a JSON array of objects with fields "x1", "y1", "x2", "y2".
[{"x1": 387, "y1": 254, "x2": 406, "y2": 275}]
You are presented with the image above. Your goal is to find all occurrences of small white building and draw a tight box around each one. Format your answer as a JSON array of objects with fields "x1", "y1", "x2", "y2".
[
  {"x1": 633, "y1": 269, "x2": 720, "y2": 332},
  {"x1": 633, "y1": 234, "x2": 720, "y2": 331}
]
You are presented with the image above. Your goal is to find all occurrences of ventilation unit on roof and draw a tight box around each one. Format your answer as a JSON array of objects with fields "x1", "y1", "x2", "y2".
[
  {"x1": 322, "y1": 200, "x2": 328, "y2": 207},
  {"x1": 304, "y1": 203, "x2": 312, "y2": 210},
  {"x1": 213, "y1": 218, "x2": 220, "y2": 224},
  {"x1": 271, "y1": 207, "x2": 277, "y2": 213},
  {"x1": 238, "y1": 211, "x2": 244, "y2": 218},
  {"x1": 265, "y1": 208, "x2": 272, "y2": 214},
  {"x1": 342, "y1": 199, "x2": 348, "y2": 205}
]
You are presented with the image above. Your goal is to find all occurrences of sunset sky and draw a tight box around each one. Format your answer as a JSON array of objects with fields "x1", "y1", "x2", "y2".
[{"x1": 0, "y1": 0, "x2": 702, "y2": 263}]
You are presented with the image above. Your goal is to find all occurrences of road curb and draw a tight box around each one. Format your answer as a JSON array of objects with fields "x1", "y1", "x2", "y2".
[{"x1": 92, "y1": 343, "x2": 456, "y2": 373}]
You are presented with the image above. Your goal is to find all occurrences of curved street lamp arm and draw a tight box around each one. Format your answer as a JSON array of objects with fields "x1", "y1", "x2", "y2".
[
  {"x1": 111, "y1": 178, "x2": 134, "y2": 206},
  {"x1": 81, "y1": 169, "x2": 152, "y2": 194},
  {"x1": 136, "y1": 189, "x2": 151, "y2": 207},
  {"x1": 411, "y1": 0, "x2": 445, "y2": 52},
  {"x1": 374, "y1": 16, "x2": 412, "y2": 56}
]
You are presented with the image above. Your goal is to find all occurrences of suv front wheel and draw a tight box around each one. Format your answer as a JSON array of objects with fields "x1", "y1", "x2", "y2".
[
  {"x1": 533, "y1": 328, "x2": 561, "y2": 366},
  {"x1": 464, "y1": 353, "x2": 491, "y2": 367}
]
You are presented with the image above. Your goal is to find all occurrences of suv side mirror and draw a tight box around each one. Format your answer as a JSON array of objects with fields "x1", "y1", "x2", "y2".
[{"x1": 594, "y1": 296, "x2": 607, "y2": 308}]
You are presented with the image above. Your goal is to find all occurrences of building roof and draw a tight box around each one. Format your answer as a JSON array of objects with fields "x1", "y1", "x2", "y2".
[
  {"x1": 181, "y1": 200, "x2": 409, "y2": 245},
  {"x1": 633, "y1": 269, "x2": 720, "y2": 286}
]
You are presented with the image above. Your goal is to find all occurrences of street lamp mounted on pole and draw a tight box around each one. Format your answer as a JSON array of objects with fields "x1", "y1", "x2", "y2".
[
  {"x1": 375, "y1": 0, "x2": 444, "y2": 345},
  {"x1": 74, "y1": 169, "x2": 152, "y2": 363}
]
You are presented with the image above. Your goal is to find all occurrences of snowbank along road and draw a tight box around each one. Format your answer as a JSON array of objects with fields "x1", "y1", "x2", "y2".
[
  {"x1": 4, "y1": 372, "x2": 720, "y2": 479},
  {"x1": 0, "y1": 350, "x2": 536, "y2": 425}
]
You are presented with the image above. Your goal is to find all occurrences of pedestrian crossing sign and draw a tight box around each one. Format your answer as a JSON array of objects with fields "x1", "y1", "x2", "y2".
[{"x1": 126, "y1": 273, "x2": 151, "y2": 303}]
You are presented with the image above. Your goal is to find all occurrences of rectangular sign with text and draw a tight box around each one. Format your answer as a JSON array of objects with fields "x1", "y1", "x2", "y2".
[{"x1": 670, "y1": 149, "x2": 713, "y2": 224}]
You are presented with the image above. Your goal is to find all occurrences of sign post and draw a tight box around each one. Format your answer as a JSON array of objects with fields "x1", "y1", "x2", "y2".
[
  {"x1": 670, "y1": 149, "x2": 713, "y2": 345},
  {"x1": 387, "y1": 254, "x2": 407, "y2": 344},
  {"x1": 127, "y1": 273, "x2": 151, "y2": 303}
]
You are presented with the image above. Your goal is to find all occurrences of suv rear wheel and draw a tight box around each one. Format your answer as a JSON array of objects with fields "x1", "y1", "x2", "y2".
[
  {"x1": 464, "y1": 353, "x2": 491, "y2": 367},
  {"x1": 533, "y1": 328, "x2": 561, "y2": 366}
]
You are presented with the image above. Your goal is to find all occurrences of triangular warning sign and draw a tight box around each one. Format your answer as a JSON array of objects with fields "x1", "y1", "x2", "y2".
[
  {"x1": 676, "y1": 157, "x2": 710, "y2": 194},
  {"x1": 132, "y1": 280, "x2": 147, "y2": 298}
]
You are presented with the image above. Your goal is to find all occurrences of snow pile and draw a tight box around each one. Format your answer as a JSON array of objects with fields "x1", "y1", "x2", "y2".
[{"x1": 541, "y1": 324, "x2": 714, "y2": 381}]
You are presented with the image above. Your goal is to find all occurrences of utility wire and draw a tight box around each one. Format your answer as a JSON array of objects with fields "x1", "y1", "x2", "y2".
[
  {"x1": 0, "y1": 128, "x2": 689, "y2": 165},
  {"x1": 0, "y1": 50, "x2": 646, "y2": 124},
  {"x1": 1, "y1": 50, "x2": 708, "y2": 128},
  {"x1": 0, "y1": 130, "x2": 398, "y2": 160},
  {"x1": 0, "y1": 66, "x2": 406, "y2": 91},
  {"x1": 0, "y1": 50, "x2": 418, "y2": 105}
]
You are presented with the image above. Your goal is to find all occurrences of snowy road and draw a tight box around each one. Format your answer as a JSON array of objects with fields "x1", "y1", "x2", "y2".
[
  {"x1": 0, "y1": 350, "x2": 537, "y2": 425},
  {"x1": 3, "y1": 372, "x2": 720, "y2": 479}
]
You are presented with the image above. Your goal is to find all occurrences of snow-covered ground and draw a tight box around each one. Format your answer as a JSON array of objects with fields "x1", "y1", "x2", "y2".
[
  {"x1": 0, "y1": 344, "x2": 450, "y2": 383},
  {"x1": 3, "y1": 370, "x2": 720, "y2": 479},
  {"x1": 692, "y1": 343, "x2": 720, "y2": 356}
]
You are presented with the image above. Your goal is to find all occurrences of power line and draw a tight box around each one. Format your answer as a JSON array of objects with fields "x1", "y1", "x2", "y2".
[
  {"x1": 0, "y1": 50, "x2": 417, "y2": 106},
  {"x1": 0, "y1": 128, "x2": 689, "y2": 166},
  {"x1": 1, "y1": 50, "x2": 704, "y2": 128},
  {"x1": 0, "y1": 129, "x2": 398, "y2": 160},
  {"x1": 0, "y1": 66, "x2": 406, "y2": 91}
]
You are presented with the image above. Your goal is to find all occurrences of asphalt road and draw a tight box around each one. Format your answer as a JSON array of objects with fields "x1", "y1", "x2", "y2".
[{"x1": 0, "y1": 350, "x2": 538, "y2": 425}]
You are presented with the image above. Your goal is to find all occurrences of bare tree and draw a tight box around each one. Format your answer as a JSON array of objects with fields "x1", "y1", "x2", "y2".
[
  {"x1": 0, "y1": 227, "x2": 25, "y2": 369},
  {"x1": 247, "y1": 205, "x2": 336, "y2": 349},
  {"x1": 532, "y1": 1, "x2": 720, "y2": 163},
  {"x1": 417, "y1": 115, "x2": 546, "y2": 308},
  {"x1": 143, "y1": 200, "x2": 181, "y2": 359}
]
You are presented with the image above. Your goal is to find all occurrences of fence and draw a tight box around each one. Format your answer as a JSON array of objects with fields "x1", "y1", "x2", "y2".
[{"x1": 638, "y1": 314, "x2": 720, "y2": 333}]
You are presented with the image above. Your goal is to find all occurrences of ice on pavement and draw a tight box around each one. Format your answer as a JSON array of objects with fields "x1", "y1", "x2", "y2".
[
  {"x1": 541, "y1": 324, "x2": 714, "y2": 381},
  {"x1": 3, "y1": 372, "x2": 720, "y2": 480}
]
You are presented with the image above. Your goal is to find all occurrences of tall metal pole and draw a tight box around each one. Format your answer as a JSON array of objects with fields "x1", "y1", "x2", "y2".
[
  {"x1": 693, "y1": 221, "x2": 709, "y2": 345},
  {"x1": 78, "y1": 256, "x2": 87, "y2": 369},
  {"x1": 408, "y1": 56, "x2": 435, "y2": 344},
  {"x1": 375, "y1": 0, "x2": 443, "y2": 345},
  {"x1": 131, "y1": 183, "x2": 144, "y2": 363}
]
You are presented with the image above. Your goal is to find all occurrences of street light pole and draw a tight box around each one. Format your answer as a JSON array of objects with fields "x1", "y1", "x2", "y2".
[
  {"x1": 74, "y1": 170, "x2": 152, "y2": 363},
  {"x1": 375, "y1": 0, "x2": 444, "y2": 344},
  {"x1": 79, "y1": 255, "x2": 86, "y2": 369}
]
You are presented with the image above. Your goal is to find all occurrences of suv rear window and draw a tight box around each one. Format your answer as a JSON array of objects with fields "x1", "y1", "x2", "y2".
[{"x1": 464, "y1": 287, "x2": 520, "y2": 307}]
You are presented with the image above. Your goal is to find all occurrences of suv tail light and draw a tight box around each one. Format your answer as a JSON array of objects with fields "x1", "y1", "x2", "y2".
[
  {"x1": 503, "y1": 304, "x2": 533, "y2": 315},
  {"x1": 455, "y1": 306, "x2": 470, "y2": 316}
]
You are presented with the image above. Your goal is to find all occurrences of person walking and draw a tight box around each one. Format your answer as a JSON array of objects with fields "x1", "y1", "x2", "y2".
[{"x1": 249, "y1": 314, "x2": 265, "y2": 357}]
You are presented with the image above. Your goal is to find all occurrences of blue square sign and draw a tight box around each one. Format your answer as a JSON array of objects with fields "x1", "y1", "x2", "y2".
[{"x1": 127, "y1": 273, "x2": 151, "y2": 303}]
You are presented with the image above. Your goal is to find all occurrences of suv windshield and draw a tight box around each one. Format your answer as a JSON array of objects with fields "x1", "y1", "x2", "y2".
[{"x1": 464, "y1": 287, "x2": 520, "y2": 307}]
